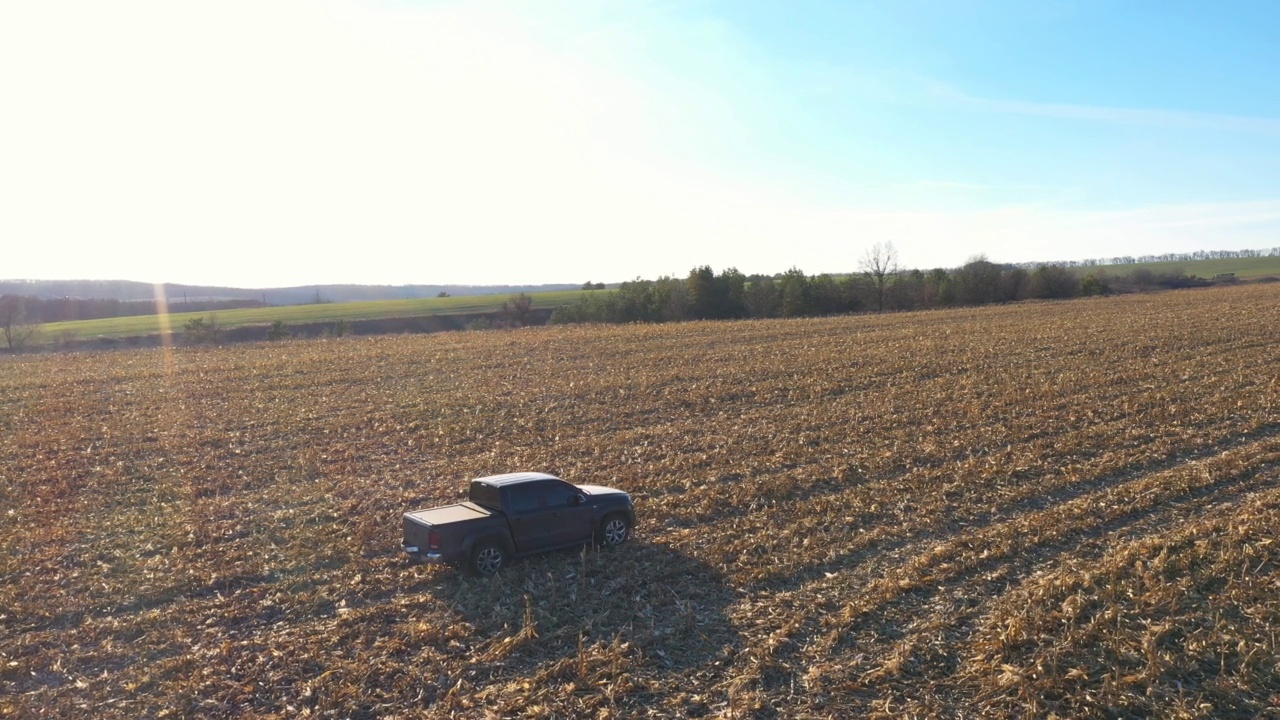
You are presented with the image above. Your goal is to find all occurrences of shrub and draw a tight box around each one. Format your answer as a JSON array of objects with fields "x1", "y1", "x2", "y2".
[
  {"x1": 500, "y1": 293, "x2": 534, "y2": 326},
  {"x1": 550, "y1": 296, "x2": 614, "y2": 324},
  {"x1": 183, "y1": 316, "x2": 219, "y2": 345},
  {"x1": 1081, "y1": 272, "x2": 1111, "y2": 296},
  {"x1": 267, "y1": 321, "x2": 290, "y2": 340}
]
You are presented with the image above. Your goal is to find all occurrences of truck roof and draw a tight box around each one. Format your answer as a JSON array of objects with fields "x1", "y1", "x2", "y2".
[{"x1": 473, "y1": 471, "x2": 561, "y2": 487}]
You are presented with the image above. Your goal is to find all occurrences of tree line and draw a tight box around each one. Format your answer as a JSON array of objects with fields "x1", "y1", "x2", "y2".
[
  {"x1": 1021, "y1": 246, "x2": 1280, "y2": 268},
  {"x1": 0, "y1": 246, "x2": 1264, "y2": 351},
  {"x1": 551, "y1": 251, "x2": 1224, "y2": 325}
]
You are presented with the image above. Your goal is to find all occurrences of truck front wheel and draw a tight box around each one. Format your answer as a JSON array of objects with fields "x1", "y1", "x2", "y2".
[
  {"x1": 598, "y1": 514, "x2": 630, "y2": 547},
  {"x1": 469, "y1": 542, "x2": 508, "y2": 576}
]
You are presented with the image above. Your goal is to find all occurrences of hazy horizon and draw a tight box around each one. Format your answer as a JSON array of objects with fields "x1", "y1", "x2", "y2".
[
  {"x1": 5, "y1": 1, "x2": 1280, "y2": 287},
  {"x1": 1, "y1": 245, "x2": 1275, "y2": 293}
]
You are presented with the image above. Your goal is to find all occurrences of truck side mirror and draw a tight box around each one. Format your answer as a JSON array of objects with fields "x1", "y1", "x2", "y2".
[{"x1": 570, "y1": 493, "x2": 586, "y2": 506}]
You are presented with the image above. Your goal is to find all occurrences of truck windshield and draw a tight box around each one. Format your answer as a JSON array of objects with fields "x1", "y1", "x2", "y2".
[{"x1": 469, "y1": 481, "x2": 502, "y2": 510}]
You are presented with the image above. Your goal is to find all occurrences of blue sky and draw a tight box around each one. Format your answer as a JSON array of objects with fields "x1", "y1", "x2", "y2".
[
  {"x1": 3, "y1": 0, "x2": 1279, "y2": 286},
  {"x1": 614, "y1": 1, "x2": 1280, "y2": 205}
]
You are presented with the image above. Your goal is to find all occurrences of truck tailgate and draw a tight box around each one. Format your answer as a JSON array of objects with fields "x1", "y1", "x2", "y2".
[{"x1": 404, "y1": 502, "x2": 498, "y2": 561}]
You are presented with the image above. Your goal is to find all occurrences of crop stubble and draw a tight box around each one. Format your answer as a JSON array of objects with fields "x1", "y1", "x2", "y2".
[{"x1": 1, "y1": 284, "x2": 1278, "y2": 718}]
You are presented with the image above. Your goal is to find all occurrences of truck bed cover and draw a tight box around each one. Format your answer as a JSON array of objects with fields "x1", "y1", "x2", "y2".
[{"x1": 405, "y1": 502, "x2": 492, "y2": 525}]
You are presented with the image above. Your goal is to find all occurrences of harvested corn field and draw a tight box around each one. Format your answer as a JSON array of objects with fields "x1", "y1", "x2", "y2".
[{"x1": 2, "y1": 284, "x2": 1279, "y2": 718}]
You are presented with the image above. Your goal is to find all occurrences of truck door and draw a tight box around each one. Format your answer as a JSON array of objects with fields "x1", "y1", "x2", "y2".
[
  {"x1": 542, "y1": 480, "x2": 595, "y2": 545},
  {"x1": 505, "y1": 483, "x2": 558, "y2": 553}
]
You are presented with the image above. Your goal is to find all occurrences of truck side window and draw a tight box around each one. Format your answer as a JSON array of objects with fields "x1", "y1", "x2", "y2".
[
  {"x1": 544, "y1": 482, "x2": 579, "y2": 509},
  {"x1": 508, "y1": 486, "x2": 544, "y2": 514}
]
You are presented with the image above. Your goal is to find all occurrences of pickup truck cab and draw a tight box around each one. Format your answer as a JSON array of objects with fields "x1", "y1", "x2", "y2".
[{"x1": 403, "y1": 472, "x2": 635, "y2": 575}]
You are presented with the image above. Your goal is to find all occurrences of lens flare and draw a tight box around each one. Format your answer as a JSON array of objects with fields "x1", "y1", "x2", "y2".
[{"x1": 153, "y1": 283, "x2": 173, "y2": 369}]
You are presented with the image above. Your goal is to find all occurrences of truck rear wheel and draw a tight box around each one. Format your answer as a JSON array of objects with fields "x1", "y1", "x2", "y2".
[{"x1": 469, "y1": 542, "x2": 508, "y2": 576}]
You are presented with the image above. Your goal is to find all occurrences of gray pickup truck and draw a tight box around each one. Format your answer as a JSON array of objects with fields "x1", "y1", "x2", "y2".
[{"x1": 403, "y1": 472, "x2": 635, "y2": 575}]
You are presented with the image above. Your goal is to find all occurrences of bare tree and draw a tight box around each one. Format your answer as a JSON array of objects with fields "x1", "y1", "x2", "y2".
[
  {"x1": 500, "y1": 293, "x2": 534, "y2": 327},
  {"x1": 0, "y1": 295, "x2": 38, "y2": 351},
  {"x1": 860, "y1": 241, "x2": 899, "y2": 312}
]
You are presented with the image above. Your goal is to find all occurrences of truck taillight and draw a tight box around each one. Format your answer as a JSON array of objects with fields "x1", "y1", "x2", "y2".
[{"x1": 428, "y1": 530, "x2": 440, "y2": 550}]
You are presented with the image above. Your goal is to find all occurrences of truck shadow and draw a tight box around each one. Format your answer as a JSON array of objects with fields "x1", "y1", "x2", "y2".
[{"x1": 421, "y1": 539, "x2": 741, "y2": 676}]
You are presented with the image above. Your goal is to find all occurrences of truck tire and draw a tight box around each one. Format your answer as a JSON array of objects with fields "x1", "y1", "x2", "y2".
[
  {"x1": 598, "y1": 514, "x2": 630, "y2": 547},
  {"x1": 469, "y1": 542, "x2": 508, "y2": 576}
]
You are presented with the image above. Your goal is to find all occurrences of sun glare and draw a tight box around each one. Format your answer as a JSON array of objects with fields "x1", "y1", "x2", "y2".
[{"x1": 152, "y1": 282, "x2": 173, "y2": 369}]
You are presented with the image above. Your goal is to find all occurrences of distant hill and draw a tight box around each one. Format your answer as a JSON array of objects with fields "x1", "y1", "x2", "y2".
[{"x1": 0, "y1": 280, "x2": 583, "y2": 304}]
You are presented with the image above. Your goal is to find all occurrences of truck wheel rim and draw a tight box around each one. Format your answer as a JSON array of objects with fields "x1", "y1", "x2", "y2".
[
  {"x1": 477, "y1": 548, "x2": 503, "y2": 573},
  {"x1": 604, "y1": 519, "x2": 627, "y2": 544}
]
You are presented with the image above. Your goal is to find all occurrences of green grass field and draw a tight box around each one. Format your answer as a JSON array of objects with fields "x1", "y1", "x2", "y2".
[
  {"x1": 37, "y1": 289, "x2": 600, "y2": 342},
  {"x1": 1086, "y1": 254, "x2": 1280, "y2": 278}
]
